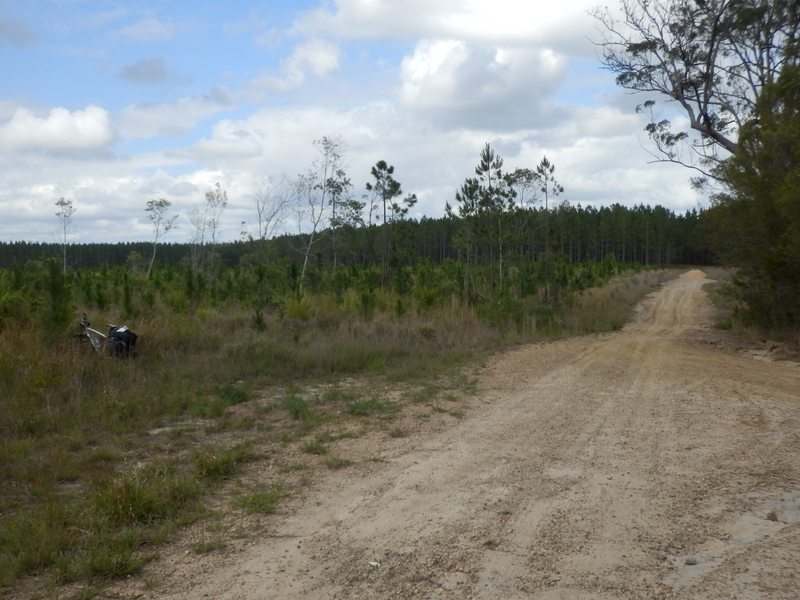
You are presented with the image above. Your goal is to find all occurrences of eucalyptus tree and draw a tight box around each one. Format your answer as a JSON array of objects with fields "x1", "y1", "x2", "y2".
[
  {"x1": 54, "y1": 197, "x2": 76, "y2": 274},
  {"x1": 507, "y1": 168, "x2": 539, "y2": 209},
  {"x1": 592, "y1": 0, "x2": 799, "y2": 182},
  {"x1": 506, "y1": 167, "x2": 542, "y2": 281},
  {"x1": 205, "y1": 183, "x2": 228, "y2": 249},
  {"x1": 247, "y1": 175, "x2": 295, "y2": 243},
  {"x1": 594, "y1": 0, "x2": 800, "y2": 325},
  {"x1": 327, "y1": 168, "x2": 363, "y2": 275},
  {"x1": 145, "y1": 198, "x2": 178, "y2": 279},
  {"x1": 189, "y1": 183, "x2": 227, "y2": 275},
  {"x1": 293, "y1": 135, "x2": 350, "y2": 291}
]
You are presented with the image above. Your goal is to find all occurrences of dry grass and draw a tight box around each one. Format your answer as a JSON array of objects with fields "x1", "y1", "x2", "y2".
[
  {"x1": 565, "y1": 269, "x2": 681, "y2": 334},
  {"x1": 0, "y1": 267, "x2": 679, "y2": 596}
]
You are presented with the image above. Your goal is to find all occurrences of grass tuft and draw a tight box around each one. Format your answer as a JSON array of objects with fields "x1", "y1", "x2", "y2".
[
  {"x1": 345, "y1": 397, "x2": 387, "y2": 416},
  {"x1": 323, "y1": 456, "x2": 352, "y2": 470},
  {"x1": 301, "y1": 441, "x2": 328, "y2": 455},
  {"x1": 235, "y1": 486, "x2": 287, "y2": 514},
  {"x1": 193, "y1": 445, "x2": 250, "y2": 482},
  {"x1": 283, "y1": 395, "x2": 313, "y2": 420}
]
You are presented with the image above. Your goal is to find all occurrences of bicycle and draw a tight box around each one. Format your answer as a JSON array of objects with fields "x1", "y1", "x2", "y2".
[{"x1": 74, "y1": 313, "x2": 138, "y2": 357}]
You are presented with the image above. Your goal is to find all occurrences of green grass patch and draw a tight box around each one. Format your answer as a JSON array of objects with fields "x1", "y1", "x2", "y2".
[
  {"x1": 282, "y1": 394, "x2": 324, "y2": 423},
  {"x1": 301, "y1": 441, "x2": 328, "y2": 455},
  {"x1": 193, "y1": 445, "x2": 251, "y2": 483},
  {"x1": 345, "y1": 397, "x2": 387, "y2": 415},
  {"x1": 235, "y1": 486, "x2": 287, "y2": 514},
  {"x1": 191, "y1": 383, "x2": 254, "y2": 419}
]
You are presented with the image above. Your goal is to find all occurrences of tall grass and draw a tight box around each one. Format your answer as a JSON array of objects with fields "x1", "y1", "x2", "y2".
[
  {"x1": 0, "y1": 266, "x2": 678, "y2": 595},
  {"x1": 564, "y1": 269, "x2": 680, "y2": 334}
]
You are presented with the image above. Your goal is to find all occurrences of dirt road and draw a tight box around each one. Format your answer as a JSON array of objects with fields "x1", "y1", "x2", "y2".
[{"x1": 135, "y1": 270, "x2": 800, "y2": 599}]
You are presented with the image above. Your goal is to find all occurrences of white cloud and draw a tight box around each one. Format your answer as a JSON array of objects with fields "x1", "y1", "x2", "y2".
[
  {"x1": 293, "y1": 0, "x2": 460, "y2": 39},
  {"x1": 0, "y1": 99, "x2": 20, "y2": 121},
  {"x1": 0, "y1": 105, "x2": 115, "y2": 157},
  {"x1": 294, "y1": 0, "x2": 596, "y2": 50},
  {"x1": 176, "y1": 131, "x2": 264, "y2": 162},
  {"x1": 169, "y1": 181, "x2": 200, "y2": 197},
  {"x1": 398, "y1": 40, "x2": 567, "y2": 130},
  {"x1": 253, "y1": 39, "x2": 341, "y2": 92},
  {"x1": 116, "y1": 86, "x2": 234, "y2": 139},
  {"x1": 111, "y1": 17, "x2": 174, "y2": 42}
]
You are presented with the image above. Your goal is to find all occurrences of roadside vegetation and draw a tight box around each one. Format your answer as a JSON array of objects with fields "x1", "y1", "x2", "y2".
[
  {"x1": 702, "y1": 267, "x2": 800, "y2": 353},
  {"x1": 0, "y1": 253, "x2": 678, "y2": 598},
  {"x1": 594, "y1": 0, "x2": 799, "y2": 333}
]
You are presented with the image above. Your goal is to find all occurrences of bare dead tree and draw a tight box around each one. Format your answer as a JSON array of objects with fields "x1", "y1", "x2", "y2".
[{"x1": 245, "y1": 174, "x2": 295, "y2": 242}]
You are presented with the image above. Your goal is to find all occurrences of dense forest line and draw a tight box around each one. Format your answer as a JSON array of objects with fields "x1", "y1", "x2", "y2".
[{"x1": 0, "y1": 202, "x2": 712, "y2": 271}]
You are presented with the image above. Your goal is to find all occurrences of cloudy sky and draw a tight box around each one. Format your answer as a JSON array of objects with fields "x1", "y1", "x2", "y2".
[{"x1": 0, "y1": 0, "x2": 702, "y2": 244}]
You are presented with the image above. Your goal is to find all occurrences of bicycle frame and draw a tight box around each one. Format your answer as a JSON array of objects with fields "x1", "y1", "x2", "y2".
[{"x1": 76, "y1": 314, "x2": 123, "y2": 355}]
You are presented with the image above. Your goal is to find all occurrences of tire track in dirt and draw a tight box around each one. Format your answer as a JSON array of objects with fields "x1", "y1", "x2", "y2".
[{"x1": 121, "y1": 270, "x2": 800, "y2": 599}]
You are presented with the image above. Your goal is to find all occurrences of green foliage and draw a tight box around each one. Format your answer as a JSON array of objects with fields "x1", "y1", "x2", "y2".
[
  {"x1": 38, "y1": 259, "x2": 73, "y2": 341},
  {"x1": 79, "y1": 535, "x2": 153, "y2": 581},
  {"x1": 252, "y1": 307, "x2": 266, "y2": 331},
  {"x1": 704, "y1": 63, "x2": 800, "y2": 329},
  {"x1": 0, "y1": 285, "x2": 28, "y2": 329}
]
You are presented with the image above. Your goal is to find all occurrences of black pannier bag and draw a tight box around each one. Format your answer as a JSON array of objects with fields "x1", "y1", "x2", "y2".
[{"x1": 107, "y1": 326, "x2": 138, "y2": 356}]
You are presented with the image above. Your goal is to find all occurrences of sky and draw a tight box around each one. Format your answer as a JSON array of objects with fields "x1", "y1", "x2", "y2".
[{"x1": 0, "y1": 0, "x2": 704, "y2": 244}]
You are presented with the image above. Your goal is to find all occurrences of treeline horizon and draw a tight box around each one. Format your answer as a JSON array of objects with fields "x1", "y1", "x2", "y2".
[{"x1": 0, "y1": 202, "x2": 714, "y2": 271}]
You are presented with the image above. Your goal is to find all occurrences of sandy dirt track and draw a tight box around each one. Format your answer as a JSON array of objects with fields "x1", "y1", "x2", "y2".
[{"x1": 131, "y1": 270, "x2": 799, "y2": 599}]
